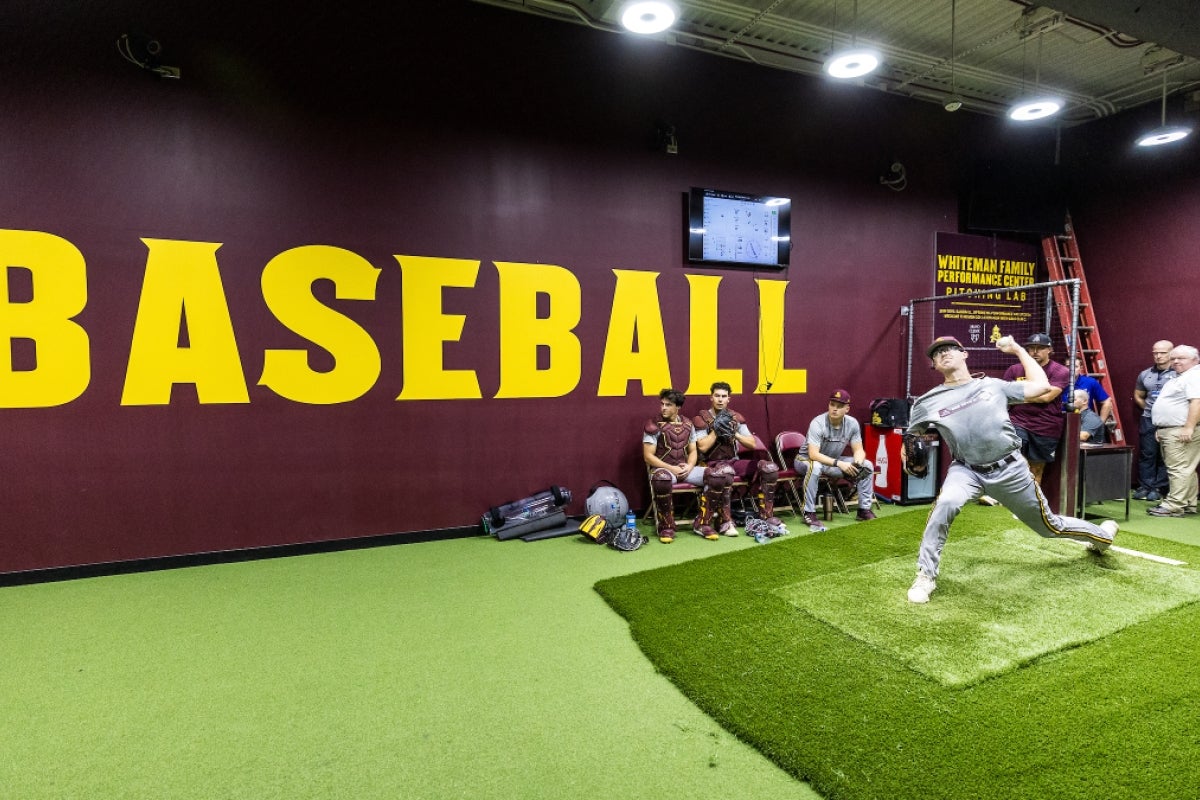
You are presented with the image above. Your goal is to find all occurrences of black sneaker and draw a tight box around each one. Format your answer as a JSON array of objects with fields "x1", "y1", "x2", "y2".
[{"x1": 1132, "y1": 487, "x2": 1150, "y2": 500}]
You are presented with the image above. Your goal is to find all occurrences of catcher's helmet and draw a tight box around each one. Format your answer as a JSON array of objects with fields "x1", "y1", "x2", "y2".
[{"x1": 585, "y1": 483, "x2": 630, "y2": 527}]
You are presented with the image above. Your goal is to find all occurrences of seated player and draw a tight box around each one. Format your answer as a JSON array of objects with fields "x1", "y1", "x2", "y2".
[
  {"x1": 794, "y1": 389, "x2": 876, "y2": 532},
  {"x1": 643, "y1": 388, "x2": 729, "y2": 543},
  {"x1": 693, "y1": 382, "x2": 784, "y2": 537}
]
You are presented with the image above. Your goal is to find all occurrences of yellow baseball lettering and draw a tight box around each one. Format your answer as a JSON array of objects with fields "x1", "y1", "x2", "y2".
[
  {"x1": 754, "y1": 278, "x2": 806, "y2": 393},
  {"x1": 597, "y1": 269, "x2": 671, "y2": 396},
  {"x1": 0, "y1": 229, "x2": 90, "y2": 408},
  {"x1": 395, "y1": 256, "x2": 482, "y2": 400},
  {"x1": 494, "y1": 261, "x2": 581, "y2": 399},
  {"x1": 121, "y1": 239, "x2": 249, "y2": 405},
  {"x1": 684, "y1": 274, "x2": 741, "y2": 395},
  {"x1": 258, "y1": 246, "x2": 382, "y2": 404}
]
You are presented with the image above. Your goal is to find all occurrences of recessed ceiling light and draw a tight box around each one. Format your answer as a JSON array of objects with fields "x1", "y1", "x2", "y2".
[{"x1": 620, "y1": 1, "x2": 677, "y2": 35}]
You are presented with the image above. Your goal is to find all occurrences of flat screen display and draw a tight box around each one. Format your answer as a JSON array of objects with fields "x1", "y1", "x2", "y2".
[{"x1": 687, "y1": 188, "x2": 791, "y2": 268}]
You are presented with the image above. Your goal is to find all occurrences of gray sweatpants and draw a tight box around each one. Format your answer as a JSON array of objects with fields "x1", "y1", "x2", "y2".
[{"x1": 916, "y1": 453, "x2": 1114, "y2": 578}]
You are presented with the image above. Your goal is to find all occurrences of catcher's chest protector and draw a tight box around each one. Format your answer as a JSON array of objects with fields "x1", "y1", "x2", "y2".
[
  {"x1": 651, "y1": 419, "x2": 694, "y2": 465},
  {"x1": 696, "y1": 408, "x2": 743, "y2": 462}
]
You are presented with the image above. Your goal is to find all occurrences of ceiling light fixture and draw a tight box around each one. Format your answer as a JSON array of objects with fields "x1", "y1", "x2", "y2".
[
  {"x1": 1136, "y1": 70, "x2": 1192, "y2": 147},
  {"x1": 1009, "y1": 97, "x2": 1063, "y2": 120},
  {"x1": 824, "y1": 0, "x2": 879, "y2": 80},
  {"x1": 944, "y1": 0, "x2": 962, "y2": 112},
  {"x1": 619, "y1": 1, "x2": 677, "y2": 35},
  {"x1": 1008, "y1": 28, "x2": 1061, "y2": 122}
]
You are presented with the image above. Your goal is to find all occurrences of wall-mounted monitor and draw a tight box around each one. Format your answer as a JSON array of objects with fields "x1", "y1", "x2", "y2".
[
  {"x1": 966, "y1": 160, "x2": 1068, "y2": 236},
  {"x1": 687, "y1": 187, "x2": 791, "y2": 268}
]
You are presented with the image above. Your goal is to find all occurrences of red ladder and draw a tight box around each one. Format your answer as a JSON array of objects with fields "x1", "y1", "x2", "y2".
[{"x1": 1041, "y1": 214, "x2": 1125, "y2": 443}]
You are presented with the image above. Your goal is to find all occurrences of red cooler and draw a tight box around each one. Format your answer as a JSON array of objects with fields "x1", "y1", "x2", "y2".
[{"x1": 864, "y1": 426, "x2": 940, "y2": 505}]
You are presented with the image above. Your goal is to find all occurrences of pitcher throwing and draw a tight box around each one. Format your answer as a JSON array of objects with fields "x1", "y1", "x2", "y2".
[{"x1": 903, "y1": 335, "x2": 1118, "y2": 604}]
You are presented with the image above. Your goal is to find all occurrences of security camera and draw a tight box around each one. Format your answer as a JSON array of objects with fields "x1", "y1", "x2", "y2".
[
  {"x1": 118, "y1": 33, "x2": 181, "y2": 79},
  {"x1": 880, "y1": 162, "x2": 907, "y2": 191}
]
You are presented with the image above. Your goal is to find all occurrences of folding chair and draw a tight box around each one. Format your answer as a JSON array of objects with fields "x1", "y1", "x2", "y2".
[
  {"x1": 734, "y1": 435, "x2": 798, "y2": 517},
  {"x1": 772, "y1": 431, "x2": 807, "y2": 514},
  {"x1": 643, "y1": 469, "x2": 700, "y2": 529}
]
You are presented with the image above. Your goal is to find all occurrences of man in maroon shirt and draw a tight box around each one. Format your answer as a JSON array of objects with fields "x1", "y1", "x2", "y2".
[{"x1": 1002, "y1": 332, "x2": 1070, "y2": 485}]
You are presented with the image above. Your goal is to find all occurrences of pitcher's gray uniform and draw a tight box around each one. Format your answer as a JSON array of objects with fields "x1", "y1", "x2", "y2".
[{"x1": 908, "y1": 376, "x2": 1115, "y2": 579}]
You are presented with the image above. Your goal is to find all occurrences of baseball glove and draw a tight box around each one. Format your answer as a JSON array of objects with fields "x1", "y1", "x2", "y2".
[
  {"x1": 711, "y1": 409, "x2": 738, "y2": 439},
  {"x1": 902, "y1": 433, "x2": 929, "y2": 478},
  {"x1": 579, "y1": 513, "x2": 612, "y2": 544},
  {"x1": 608, "y1": 525, "x2": 648, "y2": 552}
]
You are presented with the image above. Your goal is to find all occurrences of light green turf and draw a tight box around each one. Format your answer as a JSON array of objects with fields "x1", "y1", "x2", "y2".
[
  {"x1": 0, "y1": 522, "x2": 822, "y2": 800},
  {"x1": 780, "y1": 527, "x2": 1200, "y2": 687},
  {"x1": 596, "y1": 506, "x2": 1200, "y2": 800}
]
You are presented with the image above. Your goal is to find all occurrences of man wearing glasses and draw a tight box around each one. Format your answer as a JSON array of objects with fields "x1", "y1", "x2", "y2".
[
  {"x1": 1133, "y1": 340, "x2": 1176, "y2": 502},
  {"x1": 902, "y1": 336, "x2": 1118, "y2": 604}
]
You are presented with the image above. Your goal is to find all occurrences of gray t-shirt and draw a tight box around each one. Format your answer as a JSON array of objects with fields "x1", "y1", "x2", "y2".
[
  {"x1": 906, "y1": 377, "x2": 1027, "y2": 465},
  {"x1": 1078, "y1": 408, "x2": 1105, "y2": 443},
  {"x1": 806, "y1": 413, "x2": 862, "y2": 461}
]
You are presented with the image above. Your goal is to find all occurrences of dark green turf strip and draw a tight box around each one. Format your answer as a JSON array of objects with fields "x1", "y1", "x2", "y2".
[{"x1": 596, "y1": 506, "x2": 1200, "y2": 800}]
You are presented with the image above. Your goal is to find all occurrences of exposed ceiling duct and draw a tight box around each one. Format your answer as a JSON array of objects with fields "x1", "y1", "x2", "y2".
[{"x1": 472, "y1": 0, "x2": 1200, "y2": 126}]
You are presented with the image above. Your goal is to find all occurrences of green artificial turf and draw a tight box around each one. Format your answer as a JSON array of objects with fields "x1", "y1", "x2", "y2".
[
  {"x1": 0, "y1": 529, "x2": 814, "y2": 800},
  {"x1": 781, "y1": 527, "x2": 1200, "y2": 687},
  {"x1": 595, "y1": 506, "x2": 1200, "y2": 800}
]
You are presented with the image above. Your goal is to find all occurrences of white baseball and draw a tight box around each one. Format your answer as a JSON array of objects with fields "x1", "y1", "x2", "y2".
[{"x1": 996, "y1": 336, "x2": 1014, "y2": 347}]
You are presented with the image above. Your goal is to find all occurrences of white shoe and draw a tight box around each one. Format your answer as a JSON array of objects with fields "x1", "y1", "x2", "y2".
[
  {"x1": 1089, "y1": 520, "x2": 1118, "y2": 553},
  {"x1": 907, "y1": 572, "x2": 937, "y2": 604}
]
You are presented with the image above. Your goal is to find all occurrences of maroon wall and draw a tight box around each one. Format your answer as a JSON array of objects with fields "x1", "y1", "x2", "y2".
[
  {"x1": 1, "y1": 0, "x2": 1187, "y2": 573},
  {"x1": 1062, "y1": 107, "x2": 1200, "y2": 430}
]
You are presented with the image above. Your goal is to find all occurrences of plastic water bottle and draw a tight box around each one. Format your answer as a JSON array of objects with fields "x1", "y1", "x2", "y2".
[{"x1": 626, "y1": 511, "x2": 637, "y2": 532}]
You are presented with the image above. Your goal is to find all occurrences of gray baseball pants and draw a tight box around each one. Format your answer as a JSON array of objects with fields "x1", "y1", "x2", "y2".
[{"x1": 917, "y1": 453, "x2": 1115, "y2": 578}]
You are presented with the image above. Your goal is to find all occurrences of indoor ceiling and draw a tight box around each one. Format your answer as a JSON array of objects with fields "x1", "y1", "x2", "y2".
[{"x1": 472, "y1": 0, "x2": 1200, "y2": 126}]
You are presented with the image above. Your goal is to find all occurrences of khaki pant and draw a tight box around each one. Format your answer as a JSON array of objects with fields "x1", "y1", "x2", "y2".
[{"x1": 1157, "y1": 425, "x2": 1200, "y2": 512}]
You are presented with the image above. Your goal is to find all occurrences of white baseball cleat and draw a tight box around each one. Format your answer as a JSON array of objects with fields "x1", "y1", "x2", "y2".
[
  {"x1": 1089, "y1": 520, "x2": 1119, "y2": 553},
  {"x1": 907, "y1": 572, "x2": 937, "y2": 604}
]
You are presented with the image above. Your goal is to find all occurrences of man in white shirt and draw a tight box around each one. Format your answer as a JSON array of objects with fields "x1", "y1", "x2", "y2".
[{"x1": 1148, "y1": 345, "x2": 1200, "y2": 517}]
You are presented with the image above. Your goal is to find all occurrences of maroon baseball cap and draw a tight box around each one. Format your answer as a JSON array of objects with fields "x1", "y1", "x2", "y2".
[
  {"x1": 829, "y1": 389, "x2": 851, "y2": 404},
  {"x1": 926, "y1": 336, "x2": 964, "y2": 358}
]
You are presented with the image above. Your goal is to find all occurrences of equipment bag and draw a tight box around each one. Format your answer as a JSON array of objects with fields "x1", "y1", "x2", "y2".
[{"x1": 869, "y1": 397, "x2": 911, "y2": 428}]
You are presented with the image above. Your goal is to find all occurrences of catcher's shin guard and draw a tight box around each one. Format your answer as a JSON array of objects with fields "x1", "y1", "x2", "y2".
[
  {"x1": 709, "y1": 463, "x2": 735, "y2": 533},
  {"x1": 649, "y1": 468, "x2": 677, "y2": 540},
  {"x1": 694, "y1": 464, "x2": 732, "y2": 538},
  {"x1": 754, "y1": 460, "x2": 782, "y2": 525},
  {"x1": 692, "y1": 490, "x2": 721, "y2": 539}
]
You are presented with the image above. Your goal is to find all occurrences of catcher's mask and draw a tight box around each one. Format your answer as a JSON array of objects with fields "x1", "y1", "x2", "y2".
[{"x1": 585, "y1": 482, "x2": 629, "y2": 527}]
